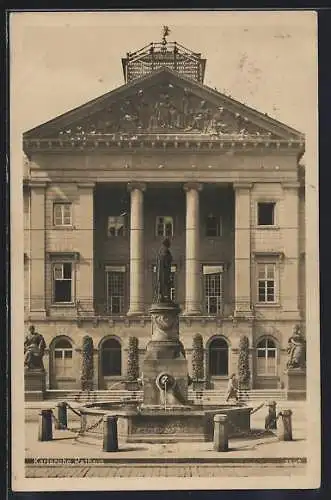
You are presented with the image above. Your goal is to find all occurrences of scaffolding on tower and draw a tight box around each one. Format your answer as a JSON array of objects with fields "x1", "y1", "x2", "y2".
[{"x1": 122, "y1": 35, "x2": 206, "y2": 84}]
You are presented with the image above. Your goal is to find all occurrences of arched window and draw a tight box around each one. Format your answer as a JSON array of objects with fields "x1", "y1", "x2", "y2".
[
  {"x1": 209, "y1": 337, "x2": 228, "y2": 376},
  {"x1": 256, "y1": 338, "x2": 277, "y2": 376},
  {"x1": 101, "y1": 338, "x2": 122, "y2": 376},
  {"x1": 53, "y1": 338, "x2": 73, "y2": 378}
]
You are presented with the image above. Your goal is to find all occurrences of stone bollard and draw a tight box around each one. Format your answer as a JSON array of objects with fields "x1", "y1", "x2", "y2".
[
  {"x1": 38, "y1": 409, "x2": 53, "y2": 442},
  {"x1": 55, "y1": 402, "x2": 68, "y2": 430},
  {"x1": 213, "y1": 414, "x2": 229, "y2": 452},
  {"x1": 103, "y1": 415, "x2": 118, "y2": 452},
  {"x1": 277, "y1": 410, "x2": 293, "y2": 441},
  {"x1": 265, "y1": 401, "x2": 277, "y2": 430}
]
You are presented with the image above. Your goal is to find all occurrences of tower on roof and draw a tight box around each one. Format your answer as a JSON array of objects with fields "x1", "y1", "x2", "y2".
[{"x1": 122, "y1": 27, "x2": 206, "y2": 84}]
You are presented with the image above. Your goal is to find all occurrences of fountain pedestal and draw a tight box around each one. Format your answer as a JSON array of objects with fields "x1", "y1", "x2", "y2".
[{"x1": 142, "y1": 302, "x2": 190, "y2": 408}]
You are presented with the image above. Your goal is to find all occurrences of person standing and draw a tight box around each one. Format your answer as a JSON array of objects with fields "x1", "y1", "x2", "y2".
[{"x1": 225, "y1": 373, "x2": 239, "y2": 402}]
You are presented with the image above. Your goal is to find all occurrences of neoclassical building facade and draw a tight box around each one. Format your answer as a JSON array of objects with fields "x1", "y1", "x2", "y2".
[{"x1": 23, "y1": 38, "x2": 305, "y2": 393}]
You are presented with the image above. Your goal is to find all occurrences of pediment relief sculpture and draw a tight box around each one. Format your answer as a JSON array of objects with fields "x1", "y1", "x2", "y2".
[{"x1": 57, "y1": 83, "x2": 278, "y2": 141}]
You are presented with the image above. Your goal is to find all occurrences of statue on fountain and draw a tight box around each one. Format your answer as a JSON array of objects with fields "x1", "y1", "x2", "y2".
[
  {"x1": 154, "y1": 238, "x2": 173, "y2": 304},
  {"x1": 143, "y1": 237, "x2": 189, "y2": 407},
  {"x1": 24, "y1": 325, "x2": 46, "y2": 370}
]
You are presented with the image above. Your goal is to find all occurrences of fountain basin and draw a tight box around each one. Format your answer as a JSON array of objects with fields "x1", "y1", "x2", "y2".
[{"x1": 78, "y1": 403, "x2": 252, "y2": 444}]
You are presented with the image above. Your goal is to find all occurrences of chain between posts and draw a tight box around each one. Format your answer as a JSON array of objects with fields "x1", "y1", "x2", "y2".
[
  {"x1": 49, "y1": 400, "x2": 283, "y2": 443},
  {"x1": 78, "y1": 416, "x2": 104, "y2": 434},
  {"x1": 65, "y1": 402, "x2": 82, "y2": 417},
  {"x1": 50, "y1": 410, "x2": 104, "y2": 439},
  {"x1": 51, "y1": 411, "x2": 80, "y2": 433}
]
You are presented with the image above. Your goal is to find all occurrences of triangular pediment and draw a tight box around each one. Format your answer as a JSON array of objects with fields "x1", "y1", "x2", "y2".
[{"x1": 24, "y1": 67, "x2": 303, "y2": 143}]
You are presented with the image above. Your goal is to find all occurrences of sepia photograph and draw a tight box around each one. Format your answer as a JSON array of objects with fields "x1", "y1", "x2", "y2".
[{"x1": 10, "y1": 10, "x2": 320, "y2": 491}]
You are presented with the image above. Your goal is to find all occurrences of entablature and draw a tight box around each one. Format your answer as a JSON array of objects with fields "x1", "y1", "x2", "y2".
[{"x1": 24, "y1": 134, "x2": 304, "y2": 156}]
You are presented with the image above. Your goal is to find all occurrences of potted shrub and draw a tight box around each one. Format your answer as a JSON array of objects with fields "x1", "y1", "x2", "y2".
[
  {"x1": 191, "y1": 333, "x2": 206, "y2": 390},
  {"x1": 81, "y1": 335, "x2": 94, "y2": 391},
  {"x1": 238, "y1": 335, "x2": 251, "y2": 394},
  {"x1": 126, "y1": 336, "x2": 139, "y2": 391}
]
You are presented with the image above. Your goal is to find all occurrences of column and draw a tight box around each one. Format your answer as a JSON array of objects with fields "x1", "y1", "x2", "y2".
[
  {"x1": 127, "y1": 182, "x2": 146, "y2": 316},
  {"x1": 183, "y1": 182, "x2": 203, "y2": 315},
  {"x1": 234, "y1": 182, "x2": 252, "y2": 316},
  {"x1": 77, "y1": 183, "x2": 95, "y2": 315},
  {"x1": 30, "y1": 181, "x2": 47, "y2": 317}
]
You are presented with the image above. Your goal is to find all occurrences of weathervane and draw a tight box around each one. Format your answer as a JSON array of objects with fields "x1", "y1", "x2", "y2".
[{"x1": 162, "y1": 25, "x2": 171, "y2": 45}]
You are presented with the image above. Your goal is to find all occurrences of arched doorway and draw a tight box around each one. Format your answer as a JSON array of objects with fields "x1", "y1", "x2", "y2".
[
  {"x1": 51, "y1": 337, "x2": 75, "y2": 389},
  {"x1": 100, "y1": 338, "x2": 122, "y2": 389},
  {"x1": 208, "y1": 337, "x2": 229, "y2": 379},
  {"x1": 207, "y1": 337, "x2": 229, "y2": 390}
]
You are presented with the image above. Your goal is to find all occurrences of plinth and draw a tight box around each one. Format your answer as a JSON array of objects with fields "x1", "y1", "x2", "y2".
[
  {"x1": 285, "y1": 368, "x2": 306, "y2": 400},
  {"x1": 24, "y1": 368, "x2": 46, "y2": 401},
  {"x1": 142, "y1": 301, "x2": 189, "y2": 407}
]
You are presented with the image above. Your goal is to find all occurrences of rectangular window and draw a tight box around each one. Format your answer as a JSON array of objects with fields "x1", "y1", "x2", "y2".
[
  {"x1": 106, "y1": 266, "x2": 126, "y2": 313},
  {"x1": 107, "y1": 216, "x2": 126, "y2": 237},
  {"x1": 257, "y1": 263, "x2": 276, "y2": 303},
  {"x1": 257, "y1": 202, "x2": 275, "y2": 226},
  {"x1": 156, "y1": 216, "x2": 174, "y2": 237},
  {"x1": 53, "y1": 203, "x2": 72, "y2": 226},
  {"x1": 53, "y1": 262, "x2": 73, "y2": 303},
  {"x1": 205, "y1": 215, "x2": 222, "y2": 237},
  {"x1": 152, "y1": 265, "x2": 177, "y2": 301},
  {"x1": 203, "y1": 265, "x2": 224, "y2": 314}
]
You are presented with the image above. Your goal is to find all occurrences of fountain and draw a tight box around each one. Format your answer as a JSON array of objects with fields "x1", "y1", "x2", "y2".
[{"x1": 79, "y1": 239, "x2": 252, "y2": 443}]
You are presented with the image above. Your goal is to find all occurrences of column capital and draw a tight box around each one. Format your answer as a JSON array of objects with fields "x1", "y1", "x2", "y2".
[
  {"x1": 183, "y1": 182, "x2": 203, "y2": 193},
  {"x1": 127, "y1": 182, "x2": 146, "y2": 193},
  {"x1": 233, "y1": 182, "x2": 252, "y2": 191}
]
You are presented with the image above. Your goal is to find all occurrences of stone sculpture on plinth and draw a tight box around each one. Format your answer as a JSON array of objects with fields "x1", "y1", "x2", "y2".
[
  {"x1": 24, "y1": 325, "x2": 47, "y2": 401},
  {"x1": 285, "y1": 324, "x2": 306, "y2": 400},
  {"x1": 286, "y1": 324, "x2": 306, "y2": 369},
  {"x1": 142, "y1": 238, "x2": 190, "y2": 408}
]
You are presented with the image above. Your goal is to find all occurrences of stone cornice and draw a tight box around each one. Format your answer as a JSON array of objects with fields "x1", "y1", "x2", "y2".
[
  {"x1": 252, "y1": 250, "x2": 285, "y2": 261},
  {"x1": 281, "y1": 181, "x2": 301, "y2": 189},
  {"x1": 77, "y1": 182, "x2": 96, "y2": 189},
  {"x1": 47, "y1": 251, "x2": 80, "y2": 260},
  {"x1": 233, "y1": 182, "x2": 253, "y2": 190},
  {"x1": 23, "y1": 135, "x2": 305, "y2": 155},
  {"x1": 28, "y1": 180, "x2": 48, "y2": 189},
  {"x1": 33, "y1": 172, "x2": 299, "y2": 185}
]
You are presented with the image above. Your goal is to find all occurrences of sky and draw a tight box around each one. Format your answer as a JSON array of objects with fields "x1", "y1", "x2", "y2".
[{"x1": 10, "y1": 10, "x2": 317, "y2": 139}]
